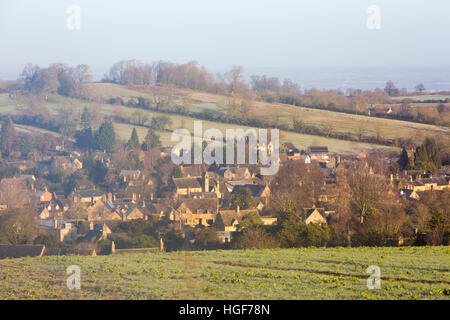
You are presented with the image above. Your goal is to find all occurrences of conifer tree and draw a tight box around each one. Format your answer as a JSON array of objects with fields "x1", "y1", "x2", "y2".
[
  {"x1": 95, "y1": 120, "x2": 116, "y2": 152},
  {"x1": 0, "y1": 117, "x2": 16, "y2": 157},
  {"x1": 127, "y1": 128, "x2": 140, "y2": 149},
  {"x1": 141, "y1": 128, "x2": 161, "y2": 150}
]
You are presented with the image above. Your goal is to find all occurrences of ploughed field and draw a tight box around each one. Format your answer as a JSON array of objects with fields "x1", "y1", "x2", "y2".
[{"x1": 0, "y1": 246, "x2": 449, "y2": 300}]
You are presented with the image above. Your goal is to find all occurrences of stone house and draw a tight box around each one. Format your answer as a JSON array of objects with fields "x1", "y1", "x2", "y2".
[
  {"x1": 86, "y1": 200, "x2": 122, "y2": 221},
  {"x1": 214, "y1": 208, "x2": 258, "y2": 242},
  {"x1": 171, "y1": 198, "x2": 218, "y2": 227},
  {"x1": 302, "y1": 208, "x2": 327, "y2": 225}
]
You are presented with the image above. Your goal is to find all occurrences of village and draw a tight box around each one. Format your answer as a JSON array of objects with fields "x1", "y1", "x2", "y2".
[{"x1": 1, "y1": 127, "x2": 448, "y2": 259}]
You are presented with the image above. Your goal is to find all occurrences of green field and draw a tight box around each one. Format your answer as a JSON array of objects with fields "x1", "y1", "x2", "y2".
[{"x1": 0, "y1": 247, "x2": 449, "y2": 300}]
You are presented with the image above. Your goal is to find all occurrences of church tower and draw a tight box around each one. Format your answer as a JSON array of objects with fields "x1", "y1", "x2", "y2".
[{"x1": 202, "y1": 172, "x2": 209, "y2": 193}]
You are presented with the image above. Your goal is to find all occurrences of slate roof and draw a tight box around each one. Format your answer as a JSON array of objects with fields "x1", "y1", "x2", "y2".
[
  {"x1": 173, "y1": 177, "x2": 202, "y2": 189},
  {"x1": 176, "y1": 198, "x2": 218, "y2": 214},
  {"x1": 233, "y1": 184, "x2": 268, "y2": 197},
  {"x1": 74, "y1": 189, "x2": 104, "y2": 198},
  {"x1": 181, "y1": 164, "x2": 207, "y2": 177},
  {"x1": 308, "y1": 146, "x2": 329, "y2": 154}
]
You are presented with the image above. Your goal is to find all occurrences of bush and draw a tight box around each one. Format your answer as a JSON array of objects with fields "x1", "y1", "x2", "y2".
[
  {"x1": 193, "y1": 227, "x2": 222, "y2": 250},
  {"x1": 109, "y1": 234, "x2": 158, "y2": 249},
  {"x1": 232, "y1": 226, "x2": 279, "y2": 249},
  {"x1": 97, "y1": 239, "x2": 113, "y2": 254},
  {"x1": 297, "y1": 224, "x2": 331, "y2": 247},
  {"x1": 33, "y1": 234, "x2": 59, "y2": 248}
]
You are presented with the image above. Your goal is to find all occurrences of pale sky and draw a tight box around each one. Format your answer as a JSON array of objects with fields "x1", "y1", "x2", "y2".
[{"x1": 1, "y1": 0, "x2": 450, "y2": 80}]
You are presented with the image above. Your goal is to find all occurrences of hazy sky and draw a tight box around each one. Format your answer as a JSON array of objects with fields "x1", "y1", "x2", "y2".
[{"x1": 1, "y1": 0, "x2": 450, "y2": 80}]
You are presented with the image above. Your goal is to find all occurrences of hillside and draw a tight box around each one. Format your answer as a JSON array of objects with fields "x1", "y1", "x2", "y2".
[
  {"x1": 87, "y1": 83, "x2": 450, "y2": 143},
  {"x1": 0, "y1": 247, "x2": 448, "y2": 300},
  {"x1": 2, "y1": 82, "x2": 450, "y2": 152},
  {"x1": 0, "y1": 91, "x2": 395, "y2": 153}
]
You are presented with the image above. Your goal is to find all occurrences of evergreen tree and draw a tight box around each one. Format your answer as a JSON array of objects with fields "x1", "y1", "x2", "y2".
[
  {"x1": 172, "y1": 166, "x2": 183, "y2": 178},
  {"x1": 80, "y1": 106, "x2": 91, "y2": 129},
  {"x1": 95, "y1": 120, "x2": 116, "y2": 152},
  {"x1": 0, "y1": 117, "x2": 16, "y2": 157},
  {"x1": 238, "y1": 212, "x2": 264, "y2": 231},
  {"x1": 127, "y1": 128, "x2": 140, "y2": 149},
  {"x1": 83, "y1": 152, "x2": 107, "y2": 183},
  {"x1": 414, "y1": 138, "x2": 441, "y2": 171},
  {"x1": 75, "y1": 127, "x2": 94, "y2": 151},
  {"x1": 397, "y1": 148, "x2": 409, "y2": 170},
  {"x1": 20, "y1": 135, "x2": 34, "y2": 159},
  {"x1": 141, "y1": 128, "x2": 161, "y2": 150},
  {"x1": 231, "y1": 187, "x2": 255, "y2": 210}
]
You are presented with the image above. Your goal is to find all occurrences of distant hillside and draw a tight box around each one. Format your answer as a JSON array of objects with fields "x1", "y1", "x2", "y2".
[
  {"x1": 82, "y1": 83, "x2": 449, "y2": 145},
  {"x1": 2, "y1": 82, "x2": 449, "y2": 153}
]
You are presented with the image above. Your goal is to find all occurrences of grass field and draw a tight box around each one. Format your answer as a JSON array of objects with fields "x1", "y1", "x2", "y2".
[
  {"x1": 0, "y1": 92, "x2": 398, "y2": 153},
  {"x1": 394, "y1": 95, "x2": 450, "y2": 102},
  {"x1": 92, "y1": 83, "x2": 450, "y2": 142},
  {"x1": 2, "y1": 83, "x2": 449, "y2": 152},
  {"x1": 0, "y1": 247, "x2": 449, "y2": 300}
]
